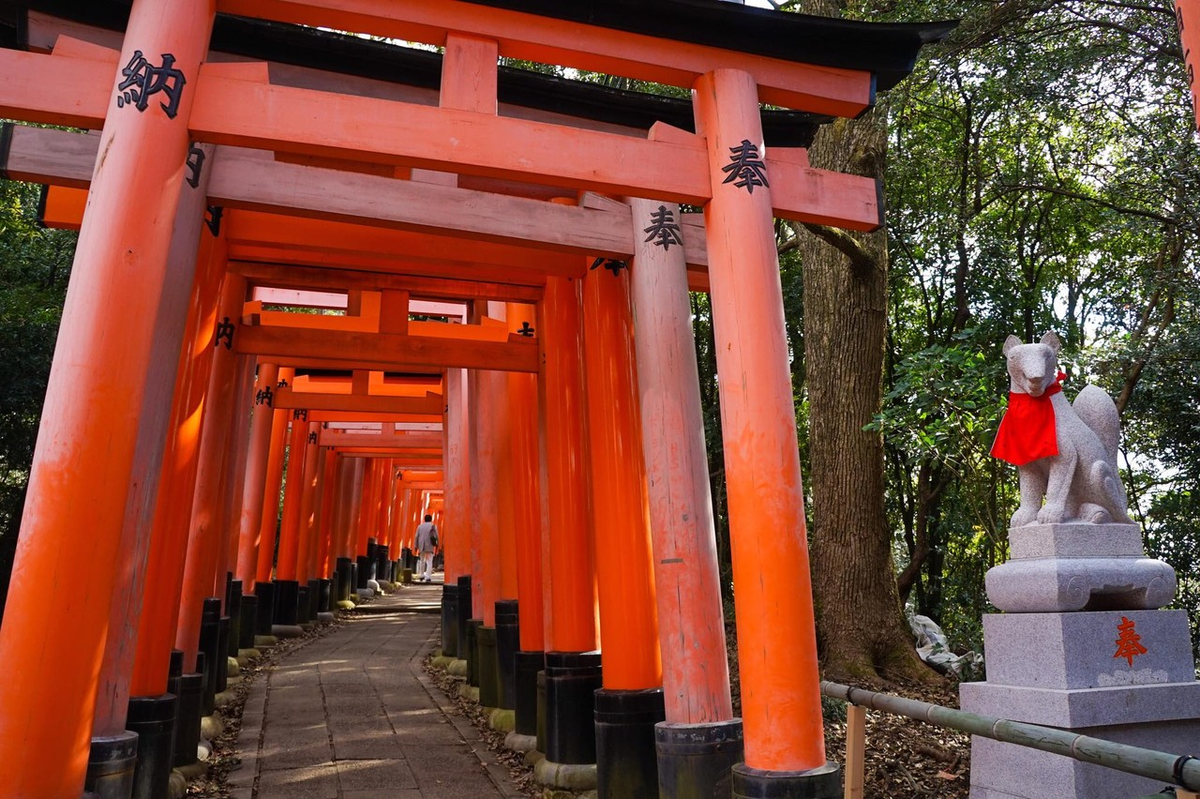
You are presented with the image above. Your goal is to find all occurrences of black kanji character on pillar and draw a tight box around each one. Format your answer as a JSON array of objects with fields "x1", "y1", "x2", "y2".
[
  {"x1": 293, "y1": 409, "x2": 308, "y2": 422},
  {"x1": 116, "y1": 50, "x2": 187, "y2": 119},
  {"x1": 205, "y1": 206, "x2": 223, "y2": 237},
  {"x1": 255, "y1": 386, "x2": 273, "y2": 406},
  {"x1": 185, "y1": 146, "x2": 205, "y2": 189},
  {"x1": 643, "y1": 205, "x2": 683, "y2": 251},
  {"x1": 277, "y1": 378, "x2": 290, "y2": 389},
  {"x1": 721, "y1": 140, "x2": 769, "y2": 194},
  {"x1": 213, "y1": 316, "x2": 234, "y2": 350},
  {"x1": 590, "y1": 257, "x2": 627, "y2": 276},
  {"x1": 307, "y1": 431, "x2": 318, "y2": 445},
  {"x1": 516, "y1": 321, "x2": 535, "y2": 337}
]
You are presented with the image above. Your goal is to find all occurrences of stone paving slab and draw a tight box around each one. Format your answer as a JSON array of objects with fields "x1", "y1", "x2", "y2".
[{"x1": 229, "y1": 584, "x2": 522, "y2": 798}]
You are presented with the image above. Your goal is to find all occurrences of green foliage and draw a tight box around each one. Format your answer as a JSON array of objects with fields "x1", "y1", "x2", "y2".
[
  {"x1": 0, "y1": 179, "x2": 74, "y2": 615},
  {"x1": 859, "y1": 0, "x2": 1200, "y2": 660}
]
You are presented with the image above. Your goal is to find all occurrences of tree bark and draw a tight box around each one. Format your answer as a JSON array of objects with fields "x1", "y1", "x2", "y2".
[{"x1": 799, "y1": 110, "x2": 934, "y2": 684}]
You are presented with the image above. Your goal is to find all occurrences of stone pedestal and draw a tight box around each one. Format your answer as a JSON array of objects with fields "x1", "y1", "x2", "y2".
[{"x1": 962, "y1": 523, "x2": 1196, "y2": 798}]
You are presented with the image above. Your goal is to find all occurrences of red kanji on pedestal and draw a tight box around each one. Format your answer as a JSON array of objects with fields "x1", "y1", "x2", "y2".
[{"x1": 1114, "y1": 616, "x2": 1148, "y2": 667}]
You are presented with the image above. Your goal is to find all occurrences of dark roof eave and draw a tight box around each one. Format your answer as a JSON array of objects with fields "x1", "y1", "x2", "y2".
[
  {"x1": 460, "y1": 0, "x2": 958, "y2": 91},
  {"x1": 9, "y1": 0, "x2": 830, "y2": 146}
]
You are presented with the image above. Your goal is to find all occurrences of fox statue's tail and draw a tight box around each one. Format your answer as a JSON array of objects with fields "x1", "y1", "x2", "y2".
[{"x1": 1074, "y1": 384, "x2": 1132, "y2": 523}]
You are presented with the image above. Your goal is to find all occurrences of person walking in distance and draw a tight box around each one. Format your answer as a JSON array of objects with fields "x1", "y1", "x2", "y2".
[{"x1": 415, "y1": 514, "x2": 439, "y2": 583}]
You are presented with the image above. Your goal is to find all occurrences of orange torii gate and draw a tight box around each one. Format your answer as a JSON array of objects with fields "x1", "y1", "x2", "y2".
[{"x1": 0, "y1": 2, "x2": 951, "y2": 797}]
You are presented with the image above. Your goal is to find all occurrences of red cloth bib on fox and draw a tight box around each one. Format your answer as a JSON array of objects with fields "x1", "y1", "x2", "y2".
[{"x1": 991, "y1": 374, "x2": 1066, "y2": 466}]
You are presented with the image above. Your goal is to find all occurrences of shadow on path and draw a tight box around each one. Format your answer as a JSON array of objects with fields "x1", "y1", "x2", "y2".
[{"x1": 230, "y1": 589, "x2": 522, "y2": 799}]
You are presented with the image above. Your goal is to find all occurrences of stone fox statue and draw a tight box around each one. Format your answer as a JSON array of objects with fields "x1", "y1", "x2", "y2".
[{"x1": 991, "y1": 332, "x2": 1132, "y2": 527}]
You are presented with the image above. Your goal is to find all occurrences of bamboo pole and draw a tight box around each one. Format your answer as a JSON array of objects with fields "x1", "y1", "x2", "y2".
[{"x1": 821, "y1": 681, "x2": 1200, "y2": 792}]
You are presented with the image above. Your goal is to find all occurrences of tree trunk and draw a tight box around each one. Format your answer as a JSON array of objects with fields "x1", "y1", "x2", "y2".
[{"x1": 799, "y1": 110, "x2": 933, "y2": 684}]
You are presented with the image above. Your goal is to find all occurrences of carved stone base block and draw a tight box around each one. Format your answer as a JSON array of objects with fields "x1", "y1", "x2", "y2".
[
  {"x1": 986, "y1": 523, "x2": 1175, "y2": 612},
  {"x1": 961, "y1": 609, "x2": 1200, "y2": 798}
]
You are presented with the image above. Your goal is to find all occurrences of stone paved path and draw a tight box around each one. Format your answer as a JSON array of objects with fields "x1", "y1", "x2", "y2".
[{"x1": 230, "y1": 585, "x2": 522, "y2": 798}]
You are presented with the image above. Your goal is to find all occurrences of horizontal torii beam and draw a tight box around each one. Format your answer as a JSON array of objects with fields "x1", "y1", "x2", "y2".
[
  {"x1": 271, "y1": 387, "x2": 444, "y2": 414},
  {"x1": 214, "y1": 0, "x2": 874, "y2": 115},
  {"x1": 223, "y1": 209, "x2": 588, "y2": 279},
  {"x1": 237, "y1": 325, "x2": 538, "y2": 373},
  {"x1": 319, "y1": 429, "x2": 443, "y2": 448},
  {"x1": 0, "y1": 50, "x2": 882, "y2": 232},
  {"x1": 234, "y1": 261, "x2": 543, "y2": 303},
  {"x1": 335, "y1": 450, "x2": 444, "y2": 462},
  {"x1": 308, "y1": 410, "x2": 442, "y2": 423},
  {"x1": 6, "y1": 125, "x2": 710, "y2": 291}
]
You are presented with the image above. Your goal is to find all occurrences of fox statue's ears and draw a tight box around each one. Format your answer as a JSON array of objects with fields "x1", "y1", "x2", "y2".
[
  {"x1": 1039, "y1": 331, "x2": 1062, "y2": 354},
  {"x1": 1003, "y1": 332, "x2": 1062, "y2": 357}
]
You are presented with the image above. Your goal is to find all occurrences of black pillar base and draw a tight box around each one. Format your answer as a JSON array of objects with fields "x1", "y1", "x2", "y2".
[
  {"x1": 254, "y1": 581, "x2": 276, "y2": 636},
  {"x1": 306, "y1": 579, "x2": 321, "y2": 618},
  {"x1": 466, "y1": 618, "x2": 482, "y2": 688},
  {"x1": 545, "y1": 651, "x2": 602, "y2": 765},
  {"x1": 86, "y1": 731, "x2": 139, "y2": 799},
  {"x1": 172, "y1": 670, "x2": 204, "y2": 768},
  {"x1": 238, "y1": 595, "x2": 259, "y2": 650},
  {"x1": 515, "y1": 651, "x2": 544, "y2": 736},
  {"x1": 595, "y1": 688, "x2": 665, "y2": 798},
  {"x1": 336, "y1": 557, "x2": 353, "y2": 602},
  {"x1": 376, "y1": 544, "x2": 390, "y2": 582},
  {"x1": 540, "y1": 667, "x2": 549, "y2": 753},
  {"x1": 167, "y1": 650, "x2": 184, "y2": 699},
  {"x1": 731, "y1": 762, "x2": 841, "y2": 799},
  {"x1": 366, "y1": 539, "x2": 378, "y2": 580},
  {"x1": 273, "y1": 579, "x2": 300, "y2": 625},
  {"x1": 199, "y1": 598, "x2": 221, "y2": 714},
  {"x1": 355, "y1": 556, "x2": 371, "y2": 589},
  {"x1": 495, "y1": 599, "x2": 519, "y2": 710},
  {"x1": 402, "y1": 547, "x2": 414, "y2": 570},
  {"x1": 441, "y1": 584, "x2": 459, "y2": 657},
  {"x1": 215, "y1": 614, "x2": 230, "y2": 693},
  {"x1": 296, "y1": 585, "x2": 312, "y2": 624},
  {"x1": 456, "y1": 575, "x2": 472, "y2": 658},
  {"x1": 225, "y1": 578, "x2": 242, "y2": 660},
  {"x1": 477, "y1": 625, "x2": 500, "y2": 707},
  {"x1": 655, "y1": 719, "x2": 744, "y2": 799},
  {"x1": 318, "y1": 577, "x2": 333, "y2": 612},
  {"x1": 127, "y1": 693, "x2": 177, "y2": 799}
]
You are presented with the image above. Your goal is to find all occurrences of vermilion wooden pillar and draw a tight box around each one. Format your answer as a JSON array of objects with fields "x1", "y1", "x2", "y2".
[
  {"x1": 294, "y1": 422, "x2": 322, "y2": 583},
  {"x1": 374, "y1": 456, "x2": 392, "y2": 568},
  {"x1": 358, "y1": 458, "x2": 382, "y2": 559},
  {"x1": 539, "y1": 277, "x2": 598, "y2": 655},
  {"x1": 96, "y1": 142, "x2": 220, "y2": 742},
  {"x1": 216, "y1": 356, "x2": 256, "y2": 595},
  {"x1": 312, "y1": 443, "x2": 336, "y2": 575},
  {"x1": 315, "y1": 447, "x2": 338, "y2": 579},
  {"x1": 442, "y1": 367, "x2": 470, "y2": 655},
  {"x1": 508, "y1": 302, "x2": 545, "y2": 738},
  {"x1": 629, "y1": 195, "x2": 741, "y2": 787},
  {"x1": 0, "y1": 3, "x2": 215, "y2": 790},
  {"x1": 175, "y1": 269, "x2": 245, "y2": 672},
  {"x1": 254, "y1": 368, "x2": 293, "y2": 587},
  {"x1": 582, "y1": 267, "x2": 661, "y2": 690},
  {"x1": 340, "y1": 457, "x2": 366, "y2": 564},
  {"x1": 582, "y1": 262, "x2": 664, "y2": 796},
  {"x1": 275, "y1": 416, "x2": 308, "y2": 582},
  {"x1": 538, "y1": 275, "x2": 602, "y2": 768},
  {"x1": 507, "y1": 303, "x2": 544, "y2": 654},
  {"x1": 476, "y1": 307, "x2": 505, "y2": 631},
  {"x1": 130, "y1": 214, "x2": 227, "y2": 700},
  {"x1": 694, "y1": 69, "x2": 836, "y2": 791},
  {"x1": 236, "y1": 362, "x2": 280, "y2": 591}
]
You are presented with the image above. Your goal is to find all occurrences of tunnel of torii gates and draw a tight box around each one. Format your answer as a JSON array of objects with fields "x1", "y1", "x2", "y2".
[{"x1": 0, "y1": 1, "x2": 952, "y2": 797}]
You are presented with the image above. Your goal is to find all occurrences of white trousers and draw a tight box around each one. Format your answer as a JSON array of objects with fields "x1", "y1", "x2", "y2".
[{"x1": 417, "y1": 552, "x2": 434, "y2": 580}]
